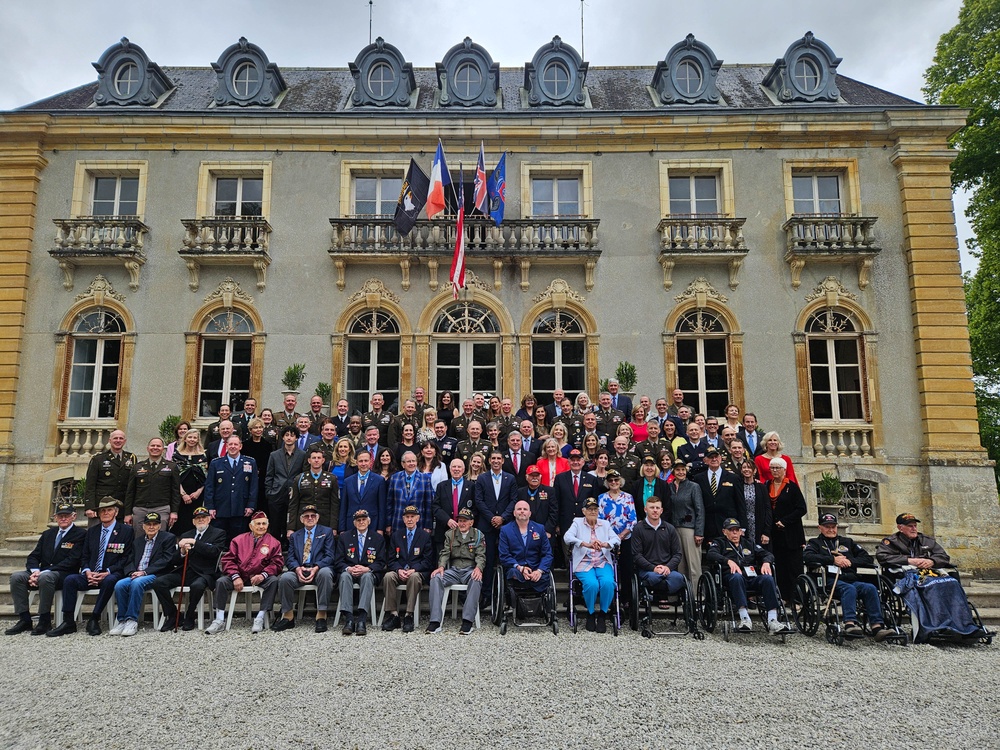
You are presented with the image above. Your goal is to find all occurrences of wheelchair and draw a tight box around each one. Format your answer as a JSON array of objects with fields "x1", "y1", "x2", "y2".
[
  {"x1": 698, "y1": 560, "x2": 793, "y2": 642},
  {"x1": 629, "y1": 571, "x2": 702, "y2": 639},
  {"x1": 566, "y1": 544, "x2": 620, "y2": 636},
  {"x1": 491, "y1": 564, "x2": 559, "y2": 636},
  {"x1": 878, "y1": 565, "x2": 993, "y2": 646},
  {"x1": 792, "y1": 563, "x2": 907, "y2": 646}
]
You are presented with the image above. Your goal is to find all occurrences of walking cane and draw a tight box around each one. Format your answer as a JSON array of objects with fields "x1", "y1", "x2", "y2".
[
  {"x1": 821, "y1": 565, "x2": 841, "y2": 620},
  {"x1": 174, "y1": 547, "x2": 190, "y2": 632}
]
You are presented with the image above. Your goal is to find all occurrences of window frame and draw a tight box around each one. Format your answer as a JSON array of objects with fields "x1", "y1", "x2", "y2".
[
  {"x1": 345, "y1": 309, "x2": 402, "y2": 416},
  {"x1": 196, "y1": 311, "x2": 255, "y2": 419},
  {"x1": 196, "y1": 161, "x2": 272, "y2": 219},
  {"x1": 658, "y1": 160, "x2": 734, "y2": 217},
  {"x1": 805, "y1": 309, "x2": 868, "y2": 422},
  {"x1": 339, "y1": 160, "x2": 408, "y2": 218},
  {"x1": 65, "y1": 310, "x2": 126, "y2": 421},
  {"x1": 71, "y1": 161, "x2": 149, "y2": 220},
  {"x1": 519, "y1": 161, "x2": 593, "y2": 219},
  {"x1": 530, "y1": 310, "x2": 587, "y2": 406},
  {"x1": 782, "y1": 159, "x2": 860, "y2": 218},
  {"x1": 674, "y1": 310, "x2": 731, "y2": 418}
]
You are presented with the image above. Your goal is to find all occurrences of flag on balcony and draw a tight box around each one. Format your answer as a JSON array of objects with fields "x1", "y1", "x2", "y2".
[
  {"x1": 449, "y1": 166, "x2": 466, "y2": 299},
  {"x1": 473, "y1": 141, "x2": 488, "y2": 214},
  {"x1": 393, "y1": 158, "x2": 430, "y2": 235},
  {"x1": 487, "y1": 152, "x2": 506, "y2": 228},
  {"x1": 426, "y1": 139, "x2": 452, "y2": 219}
]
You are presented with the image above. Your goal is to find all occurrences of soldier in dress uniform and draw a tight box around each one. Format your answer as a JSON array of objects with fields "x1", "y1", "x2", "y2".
[
  {"x1": 84, "y1": 429, "x2": 136, "y2": 526},
  {"x1": 123, "y1": 437, "x2": 180, "y2": 537},
  {"x1": 287, "y1": 447, "x2": 340, "y2": 535}
]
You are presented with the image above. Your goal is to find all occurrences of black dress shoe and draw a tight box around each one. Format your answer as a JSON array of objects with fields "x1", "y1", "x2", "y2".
[
  {"x1": 86, "y1": 619, "x2": 102, "y2": 636},
  {"x1": 159, "y1": 621, "x2": 176, "y2": 633},
  {"x1": 402, "y1": 614, "x2": 414, "y2": 633},
  {"x1": 5, "y1": 618, "x2": 33, "y2": 635},
  {"x1": 31, "y1": 618, "x2": 52, "y2": 636},
  {"x1": 271, "y1": 617, "x2": 295, "y2": 632},
  {"x1": 46, "y1": 620, "x2": 77, "y2": 637},
  {"x1": 181, "y1": 619, "x2": 197, "y2": 631},
  {"x1": 341, "y1": 615, "x2": 354, "y2": 636},
  {"x1": 381, "y1": 614, "x2": 400, "y2": 632},
  {"x1": 585, "y1": 613, "x2": 597, "y2": 632},
  {"x1": 355, "y1": 615, "x2": 367, "y2": 636},
  {"x1": 596, "y1": 611, "x2": 608, "y2": 634},
  {"x1": 315, "y1": 618, "x2": 328, "y2": 633}
]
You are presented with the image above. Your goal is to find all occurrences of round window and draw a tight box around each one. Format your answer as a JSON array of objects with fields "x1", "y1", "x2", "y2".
[
  {"x1": 542, "y1": 60, "x2": 570, "y2": 98},
  {"x1": 232, "y1": 61, "x2": 261, "y2": 98},
  {"x1": 114, "y1": 62, "x2": 140, "y2": 98}
]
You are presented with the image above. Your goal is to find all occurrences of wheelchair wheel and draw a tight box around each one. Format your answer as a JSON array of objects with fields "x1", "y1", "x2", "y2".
[
  {"x1": 697, "y1": 572, "x2": 717, "y2": 633},
  {"x1": 681, "y1": 579, "x2": 697, "y2": 634},
  {"x1": 547, "y1": 572, "x2": 559, "y2": 635},
  {"x1": 792, "y1": 575, "x2": 820, "y2": 636},
  {"x1": 499, "y1": 620, "x2": 507, "y2": 635},
  {"x1": 490, "y1": 567, "x2": 504, "y2": 627},
  {"x1": 628, "y1": 575, "x2": 640, "y2": 631},
  {"x1": 877, "y1": 574, "x2": 906, "y2": 628}
]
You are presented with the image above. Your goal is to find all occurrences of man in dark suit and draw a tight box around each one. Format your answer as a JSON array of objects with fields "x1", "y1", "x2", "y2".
[
  {"x1": 607, "y1": 379, "x2": 633, "y2": 420},
  {"x1": 336, "y1": 509, "x2": 386, "y2": 636},
  {"x1": 339, "y1": 450, "x2": 387, "y2": 533},
  {"x1": 204, "y1": 435, "x2": 259, "y2": 544},
  {"x1": 5, "y1": 503, "x2": 86, "y2": 636},
  {"x1": 354, "y1": 426, "x2": 385, "y2": 463},
  {"x1": 273, "y1": 505, "x2": 336, "y2": 633},
  {"x1": 693, "y1": 447, "x2": 746, "y2": 540},
  {"x1": 151, "y1": 506, "x2": 227, "y2": 631},
  {"x1": 329, "y1": 399, "x2": 353, "y2": 437},
  {"x1": 518, "y1": 419, "x2": 539, "y2": 457},
  {"x1": 499, "y1": 500, "x2": 554, "y2": 595},
  {"x1": 229, "y1": 397, "x2": 258, "y2": 440},
  {"x1": 265, "y1": 428, "x2": 306, "y2": 544},
  {"x1": 110, "y1": 512, "x2": 176, "y2": 636},
  {"x1": 474, "y1": 449, "x2": 518, "y2": 607},
  {"x1": 503, "y1": 431, "x2": 535, "y2": 488},
  {"x1": 433, "y1": 457, "x2": 475, "y2": 552},
  {"x1": 517, "y1": 466, "x2": 556, "y2": 537},
  {"x1": 381, "y1": 505, "x2": 434, "y2": 632},
  {"x1": 206, "y1": 420, "x2": 236, "y2": 461},
  {"x1": 49, "y1": 497, "x2": 134, "y2": 636},
  {"x1": 293, "y1": 414, "x2": 322, "y2": 452},
  {"x1": 544, "y1": 388, "x2": 566, "y2": 424},
  {"x1": 738, "y1": 412, "x2": 766, "y2": 457}
]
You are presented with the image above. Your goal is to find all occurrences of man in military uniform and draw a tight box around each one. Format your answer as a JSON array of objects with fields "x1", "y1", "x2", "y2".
[
  {"x1": 608, "y1": 436, "x2": 640, "y2": 482},
  {"x1": 426, "y1": 507, "x2": 486, "y2": 635},
  {"x1": 305, "y1": 395, "x2": 328, "y2": 436},
  {"x1": 5, "y1": 503, "x2": 86, "y2": 636},
  {"x1": 329, "y1": 398, "x2": 353, "y2": 437},
  {"x1": 433, "y1": 420, "x2": 458, "y2": 464},
  {"x1": 311, "y1": 421, "x2": 340, "y2": 467},
  {"x1": 449, "y1": 399, "x2": 478, "y2": 442},
  {"x1": 288, "y1": 447, "x2": 340, "y2": 535},
  {"x1": 472, "y1": 392, "x2": 488, "y2": 422},
  {"x1": 84, "y1": 429, "x2": 136, "y2": 526},
  {"x1": 455, "y1": 419, "x2": 489, "y2": 466},
  {"x1": 274, "y1": 393, "x2": 300, "y2": 431},
  {"x1": 594, "y1": 392, "x2": 626, "y2": 436},
  {"x1": 579, "y1": 411, "x2": 607, "y2": 450},
  {"x1": 412, "y1": 387, "x2": 429, "y2": 417},
  {"x1": 362, "y1": 392, "x2": 394, "y2": 445},
  {"x1": 336, "y1": 509, "x2": 386, "y2": 636},
  {"x1": 676, "y1": 422, "x2": 708, "y2": 477},
  {"x1": 123, "y1": 437, "x2": 180, "y2": 537},
  {"x1": 666, "y1": 388, "x2": 693, "y2": 417},
  {"x1": 389, "y1": 399, "x2": 422, "y2": 447},
  {"x1": 875, "y1": 512, "x2": 952, "y2": 570},
  {"x1": 345, "y1": 416, "x2": 365, "y2": 451},
  {"x1": 204, "y1": 435, "x2": 259, "y2": 544},
  {"x1": 634, "y1": 419, "x2": 670, "y2": 462},
  {"x1": 705, "y1": 517, "x2": 790, "y2": 634},
  {"x1": 517, "y1": 465, "x2": 556, "y2": 537},
  {"x1": 552, "y1": 398, "x2": 583, "y2": 447},
  {"x1": 495, "y1": 398, "x2": 519, "y2": 441}
]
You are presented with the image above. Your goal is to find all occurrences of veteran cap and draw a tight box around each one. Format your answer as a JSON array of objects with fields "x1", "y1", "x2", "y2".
[
  {"x1": 54, "y1": 503, "x2": 75, "y2": 515},
  {"x1": 606, "y1": 469, "x2": 622, "y2": 480},
  {"x1": 192, "y1": 507, "x2": 211, "y2": 518},
  {"x1": 353, "y1": 509, "x2": 370, "y2": 519},
  {"x1": 642, "y1": 456, "x2": 657, "y2": 465},
  {"x1": 526, "y1": 464, "x2": 541, "y2": 475},
  {"x1": 722, "y1": 517, "x2": 742, "y2": 530},
  {"x1": 97, "y1": 496, "x2": 120, "y2": 509},
  {"x1": 143, "y1": 512, "x2": 162, "y2": 525},
  {"x1": 705, "y1": 446, "x2": 721, "y2": 457},
  {"x1": 300, "y1": 505, "x2": 319, "y2": 516},
  {"x1": 250, "y1": 511, "x2": 268, "y2": 521},
  {"x1": 896, "y1": 513, "x2": 920, "y2": 525},
  {"x1": 568, "y1": 449, "x2": 583, "y2": 459},
  {"x1": 457, "y1": 507, "x2": 474, "y2": 520},
  {"x1": 819, "y1": 513, "x2": 839, "y2": 526},
  {"x1": 402, "y1": 505, "x2": 419, "y2": 516},
  {"x1": 583, "y1": 498, "x2": 599, "y2": 509}
]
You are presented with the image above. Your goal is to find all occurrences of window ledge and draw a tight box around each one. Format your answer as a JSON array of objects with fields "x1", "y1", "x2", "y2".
[
  {"x1": 55, "y1": 420, "x2": 119, "y2": 458},
  {"x1": 809, "y1": 422, "x2": 875, "y2": 459},
  {"x1": 655, "y1": 215, "x2": 748, "y2": 291}
]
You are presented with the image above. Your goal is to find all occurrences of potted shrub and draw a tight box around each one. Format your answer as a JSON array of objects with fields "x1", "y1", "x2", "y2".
[
  {"x1": 816, "y1": 471, "x2": 844, "y2": 519},
  {"x1": 158, "y1": 415, "x2": 181, "y2": 442},
  {"x1": 615, "y1": 361, "x2": 638, "y2": 396},
  {"x1": 314, "y1": 382, "x2": 332, "y2": 408},
  {"x1": 281, "y1": 363, "x2": 306, "y2": 394}
]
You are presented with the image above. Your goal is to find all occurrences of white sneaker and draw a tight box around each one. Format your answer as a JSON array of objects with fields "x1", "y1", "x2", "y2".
[
  {"x1": 121, "y1": 620, "x2": 139, "y2": 637},
  {"x1": 768, "y1": 619, "x2": 790, "y2": 635},
  {"x1": 737, "y1": 617, "x2": 753, "y2": 633},
  {"x1": 109, "y1": 621, "x2": 127, "y2": 636},
  {"x1": 251, "y1": 614, "x2": 266, "y2": 634},
  {"x1": 205, "y1": 618, "x2": 225, "y2": 635}
]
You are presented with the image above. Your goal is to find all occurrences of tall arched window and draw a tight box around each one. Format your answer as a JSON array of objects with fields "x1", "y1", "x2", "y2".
[
  {"x1": 346, "y1": 309, "x2": 401, "y2": 415},
  {"x1": 531, "y1": 310, "x2": 585, "y2": 405},
  {"x1": 432, "y1": 302, "x2": 501, "y2": 400},
  {"x1": 675, "y1": 308, "x2": 730, "y2": 417},
  {"x1": 805, "y1": 308, "x2": 865, "y2": 421},
  {"x1": 66, "y1": 309, "x2": 126, "y2": 419},
  {"x1": 198, "y1": 310, "x2": 254, "y2": 418}
]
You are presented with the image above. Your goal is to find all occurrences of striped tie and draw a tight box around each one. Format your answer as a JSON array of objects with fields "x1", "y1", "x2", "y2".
[{"x1": 710, "y1": 472, "x2": 718, "y2": 495}]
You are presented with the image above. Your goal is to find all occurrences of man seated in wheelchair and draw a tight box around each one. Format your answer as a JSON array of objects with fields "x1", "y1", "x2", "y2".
[
  {"x1": 631, "y1": 496, "x2": 686, "y2": 600},
  {"x1": 499, "y1": 500, "x2": 554, "y2": 617},
  {"x1": 803, "y1": 513, "x2": 891, "y2": 641},
  {"x1": 706, "y1": 518, "x2": 791, "y2": 634}
]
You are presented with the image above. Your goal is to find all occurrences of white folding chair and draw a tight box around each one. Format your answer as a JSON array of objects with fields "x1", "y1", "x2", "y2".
[
  {"x1": 224, "y1": 586, "x2": 273, "y2": 631},
  {"x1": 295, "y1": 584, "x2": 319, "y2": 619},
  {"x1": 377, "y1": 583, "x2": 421, "y2": 627},
  {"x1": 442, "y1": 584, "x2": 480, "y2": 629},
  {"x1": 154, "y1": 587, "x2": 208, "y2": 630},
  {"x1": 73, "y1": 588, "x2": 116, "y2": 628},
  {"x1": 332, "y1": 583, "x2": 378, "y2": 627},
  {"x1": 27, "y1": 590, "x2": 64, "y2": 626}
]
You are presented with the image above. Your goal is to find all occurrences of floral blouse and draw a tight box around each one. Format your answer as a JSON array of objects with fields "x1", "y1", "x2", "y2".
[{"x1": 597, "y1": 491, "x2": 637, "y2": 538}]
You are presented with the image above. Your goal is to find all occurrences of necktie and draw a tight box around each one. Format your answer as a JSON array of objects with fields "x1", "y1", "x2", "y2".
[
  {"x1": 96, "y1": 525, "x2": 111, "y2": 571},
  {"x1": 230, "y1": 458, "x2": 236, "y2": 470},
  {"x1": 359, "y1": 475, "x2": 366, "y2": 494},
  {"x1": 358, "y1": 535, "x2": 365, "y2": 557},
  {"x1": 219, "y1": 443, "x2": 226, "y2": 458},
  {"x1": 573, "y1": 474, "x2": 579, "y2": 494},
  {"x1": 54, "y1": 529, "x2": 65, "y2": 552},
  {"x1": 195, "y1": 532, "x2": 202, "y2": 542},
  {"x1": 513, "y1": 452, "x2": 519, "y2": 472},
  {"x1": 748, "y1": 434, "x2": 756, "y2": 452},
  {"x1": 370, "y1": 446, "x2": 376, "y2": 460},
  {"x1": 452, "y1": 482, "x2": 460, "y2": 518},
  {"x1": 710, "y1": 472, "x2": 718, "y2": 495},
  {"x1": 613, "y1": 396, "x2": 618, "y2": 409},
  {"x1": 303, "y1": 529, "x2": 313, "y2": 565},
  {"x1": 407, "y1": 530, "x2": 413, "y2": 553}
]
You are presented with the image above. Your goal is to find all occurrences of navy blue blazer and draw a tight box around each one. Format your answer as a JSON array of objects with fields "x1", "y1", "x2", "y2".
[
  {"x1": 473, "y1": 472, "x2": 518, "y2": 532},
  {"x1": 125, "y1": 531, "x2": 177, "y2": 576},
  {"x1": 433, "y1": 477, "x2": 476, "y2": 532},
  {"x1": 334, "y1": 528, "x2": 386, "y2": 576},
  {"x1": 204, "y1": 454, "x2": 259, "y2": 517},
  {"x1": 339, "y1": 471, "x2": 388, "y2": 533},
  {"x1": 81, "y1": 521, "x2": 134, "y2": 575},
  {"x1": 387, "y1": 527, "x2": 434, "y2": 576},
  {"x1": 25, "y1": 525, "x2": 87, "y2": 574},
  {"x1": 499, "y1": 520, "x2": 554, "y2": 572},
  {"x1": 285, "y1": 524, "x2": 336, "y2": 569}
]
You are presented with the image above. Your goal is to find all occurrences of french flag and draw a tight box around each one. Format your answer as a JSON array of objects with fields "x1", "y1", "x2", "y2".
[
  {"x1": 473, "y1": 141, "x2": 488, "y2": 214},
  {"x1": 426, "y1": 139, "x2": 451, "y2": 219}
]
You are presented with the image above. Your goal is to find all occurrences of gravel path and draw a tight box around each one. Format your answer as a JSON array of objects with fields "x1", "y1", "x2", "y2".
[{"x1": 1, "y1": 614, "x2": 997, "y2": 749}]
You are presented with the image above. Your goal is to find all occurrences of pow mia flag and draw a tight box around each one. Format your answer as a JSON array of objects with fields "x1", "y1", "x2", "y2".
[{"x1": 393, "y1": 158, "x2": 430, "y2": 235}]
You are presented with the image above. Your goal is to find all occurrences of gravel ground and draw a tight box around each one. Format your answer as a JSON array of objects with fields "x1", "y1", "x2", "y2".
[{"x1": 1, "y1": 613, "x2": 998, "y2": 750}]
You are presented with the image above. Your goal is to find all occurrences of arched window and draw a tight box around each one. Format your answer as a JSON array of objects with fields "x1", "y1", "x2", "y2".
[
  {"x1": 367, "y1": 62, "x2": 396, "y2": 98},
  {"x1": 675, "y1": 59, "x2": 703, "y2": 97},
  {"x1": 675, "y1": 309, "x2": 729, "y2": 417},
  {"x1": 793, "y1": 57, "x2": 821, "y2": 94},
  {"x1": 346, "y1": 310, "x2": 401, "y2": 415},
  {"x1": 805, "y1": 308, "x2": 865, "y2": 421},
  {"x1": 531, "y1": 311, "x2": 585, "y2": 406},
  {"x1": 66, "y1": 309, "x2": 126, "y2": 420},
  {"x1": 432, "y1": 302, "x2": 501, "y2": 400},
  {"x1": 198, "y1": 310, "x2": 254, "y2": 418},
  {"x1": 232, "y1": 61, "x2": 261, "y2": 98},
  {"x1": 114, "y1": 62, "x2": 140, "y2": 97}
]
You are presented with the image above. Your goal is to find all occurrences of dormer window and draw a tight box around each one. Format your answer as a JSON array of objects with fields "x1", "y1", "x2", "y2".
[
  {"x1": 436, "y1": 37, "x2": 500, "y2": 107},
  {"x1": 524, "y1": 36, "x2": 588, "y2": 107},
  {"x1": 651, "y1": 34, "x2": 722, "y2": 105},
  {"x1": 93, "y1": 38, "x2": 173, "y2": 106},
  {"x1": 763, "y1": 31, "x2": 842, "y2": 103},
  {"x1": 212, "y1": 37, "x2": 286, "y2": 107},
  {"x1": 542, "y1": 60, "x2": 570, "y2": 99},
  {"x1": 350, "y1": 37, "x2": 415, "y2": 107}
]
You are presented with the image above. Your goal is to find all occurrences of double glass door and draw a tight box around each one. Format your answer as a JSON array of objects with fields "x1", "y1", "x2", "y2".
[{"x1": 433, "y1": 339, "x2": 499, "y2": 400}]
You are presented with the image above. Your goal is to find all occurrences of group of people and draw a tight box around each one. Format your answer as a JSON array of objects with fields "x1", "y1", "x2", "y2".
[{"x1": 3, "y1": 386, "x2": 962, "y2": 639}]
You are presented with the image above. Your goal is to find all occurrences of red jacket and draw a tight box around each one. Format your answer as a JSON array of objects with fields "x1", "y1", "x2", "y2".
[
  {"x1": 221, "y1": 531, "x2": 284, "y2": 581},
  {"x1": 531, "y1": 457, "x2": 569, "y2": 487}
]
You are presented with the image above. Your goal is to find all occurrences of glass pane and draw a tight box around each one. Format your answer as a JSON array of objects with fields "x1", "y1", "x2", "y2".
[
  {"x1": 669, "y1": 177, "x2": 690, "y2": 204},
  {"x1": 561, "y1": 339, "x2": 585, "y2": 363},
  {"x1": 347, "y1": 365, "x2": 370, "y2": 391},
  {"x1": 380, "y1": 179, "x2": 402, "y2": 215},
  {"x1": 472, "y1": 343, "x2": 496, "y2": 366},
  {"x1": 810, "y1": 365, "x2": 831, "y2": 391},
  {"x1": 437, "y1": 343, "x2": 460, "y2": 367},
  {"x1": 200, "y1": 365, "x2": 225, "y2": 391},
  {"x1": 93, "y1": 177, "x2": 117, "y2": 202},
  {"x1": 376, "y1": 339, "x2": 400, "y2": 364},
  {"x1": 68, "y1": 392, "x2": 92, "y2": 418},
  {"x1": 792, "y1": 176, "x2": 814, "y2": 213},
  {"x1": 72, "y1": 338, "x2": 98, "y2": 365},
  {"x1": 703, "y1": 338, "x2": 727, "y2": 364},
  {"x1": 230, "y1": 365, "x2": 251, "y2": 391},
  {"x1": 375, "y1": 368, "x2": 398, "y2": 391},
  {"x1": 348, "y1": 339, "x2": 371, "y2": 365},
  {"x1": 99, "y1": 364, "x2": 119, "y2": 391},
  {"x1": 704, "y1": 365, "x2": 728, "y2": 391},
  {"x1": 817, "y1": 176, "x2": 840, "y2": 200},
  {"x1": 70, "y1": 363, "x2": 95, "y2": 392},
  {"x1": 532, "y1": 340, "x2": 555, "y2": 365},
  {"x1": 838, "y1": 393, "x2": 863, "y2": 421},
  {"x1": 676, "y1": 339, "x2": 696, "y2": 362},
  {"x1": 242, "y1": 178, "x2": 263, "y2": 203},
  {"x1": 202, "y1": 340, "x2": 228, "y2": 365},
  {"x1": 693, "y1": 176, "x2": 718, "y2": 214},
  {"x1": 677, "y1": 366, "x2": 698, "y2": 391},
  {"x1": 705, "y1": 392, "x2": 728, "y2": 418},
  {"x1": 215, "y1": 178, "x2": 238, "y2": 215},
  {"x1": 437, "y1": 369, "x2": 460, "y2": 393},
  {"x1": 532, "y1": 178, "x2": 553, "y2": 215},
  {"x1": 97, "y1": 391, "x2": 116, "y2": 419},
  {"x1": 200, "y1": 394, "x2": 220, "y2": 418},
  {"x1": 472, "y1": 368, "x2": 496, "y2": 392},
  {"x1": 532, "y1": 367, "x2": 555, "y2": 391},
  {"x1": 232, "y1": 339, "x2": 252, "y2": 364},
  {"x1": 833, "y1": 339, "x2": 859, "y2": 365},
  {"x1": 808, "y1": 339, "x2": 829, "y2": 365},
  {"x1": 813, "y1": 393, "x2": 833, "y2": 420},
  {"x1": 562, "y1": 366, "x2": 585, "y2": 392},
  {"x1": 355, "y1": 177, "x2": 377, "y2": 215},
  {"x1": 836, "y1": 365, "x2": 862, "y2": 392}
]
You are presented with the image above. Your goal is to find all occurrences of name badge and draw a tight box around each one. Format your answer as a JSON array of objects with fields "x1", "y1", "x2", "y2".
[
  {"x1": 828, "y1": 565, "x2": 839, "y2": 575},
  {"x1": 61, "y1": 542, "x2": 74, "y2": 549},
  {"x1": 745, "y1": 566, "x2": 757, "y2": 578}
]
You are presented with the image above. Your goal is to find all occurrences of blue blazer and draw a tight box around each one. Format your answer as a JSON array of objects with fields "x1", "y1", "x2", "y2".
[
  {"x1": 473, "y1": 471, "x2": 518, "y2": 533},
  {"x1": 285, "y1": 524, "x2": 336, "y2": 569},
  {"x1": 387, "y1": 527, "x2": 434, "y2": 577},
  {"x1": 204, "y1": 454, "x2": 259, "y2": 518},
  {"x1": 386, "y1": 470, "x2": 434, "y2": 533},
  {"x1": 81, "y1": 521, "x2": 134, "y2": 576},
  {"x1": 339, "y1": 471, "x2": 387, "y2": 533},
  {"x1": 125, "y1": 531, "x2": 177, "y2": 576},
  {"x1": 499, "y1": 520, "x2": 553, "y2": 572}
]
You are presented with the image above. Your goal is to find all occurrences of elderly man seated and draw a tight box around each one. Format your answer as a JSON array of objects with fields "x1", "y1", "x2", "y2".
[
  {"x1": 205, "y1": 511, "x2": 284, "y2": 635},
  {"x1": 426, "y1": 507, "x2": 486, "y2": 636},
  {"x1": 110, "y1": 512, "x2": 176, "y2": 636},
  {"x1": 272, "y1": 505, "x2": 336, "y2": 633},
  {"x1": 336, "y1": 508, "x2": 386, "y2": 636},
  {"x1": 564, "y1": 497, "x2": 620, "y2": 633},
  {"x1": 706, "y1": 518, "x2": 790, "y2": 634},
  {"x1": 382, "y1": 505, "x2": 434, "y2": 633}
]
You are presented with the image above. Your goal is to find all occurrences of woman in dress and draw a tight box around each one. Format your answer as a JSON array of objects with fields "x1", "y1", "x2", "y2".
[
  {"x1": 465, "y1": 451, "x2": 485, "y2": 483},
  {"x1": 549, "y1": 422, "x2": 572, "y2": 457},
  {"x1": 723, "y1": 403, "x2": 742, "y2": 434},
  {"x1": 657, "y1": 449, "x2": 674, "y2": 482},
  {"x1": 516, "y1": 393, "x2": 537, "y2": 423},
  {"x1": 574, "y1": 392, "x2": 593, "y2": 414},
  {"x1": 172, "y1": 428, "x2": 208, "y2": 535},
  {"x1": 375, "y1": 447, "x2": 399, "y2": 481},
  {"x1": 738, "y1": 459, "x2": 771, "y2": 549},
  {"x1": 417, "y1": 440, "x2": 447, "y2": 490},
  {"x1": 580, "y1": 433, "x2": 602, "y2": 472},
  {"x1": 329, "y1": 437, "x2": 357, "y2": 486},
  {"x1": 754, "y1": 431, "x2": 798, "y2": 484},
  {"x1": 587, "y1": 448, "x2": 611, "y2": 493},
  {"x1": 531, "y1": 438, "x2": 570, "y2": 486},
  {"x1": 436, "y1": 390, "x2": 459, "y2": 428},
  {"x1": 485, "y1": 421, "x2": 502, "y2": 451},
  {"x1": 392, "y1": 423, "x2": 418, "y2": 464},
  {"x1": 628, "y1": 406, "x2": 648, "y2": 444},
  {"x1": 597, "y1": 469, "x2": 637, "y2": 607},
  {"x1": 533, "y1": 405, "x2": 551, "y2": 437},
  {"x1": 241, "y1": 418, "x2": 273, "y2": 518},
  {"x1": 766, "y1": 456, "x2": 807, "y2": 603},
  {"x1": 418, "y1": 407, "x2": 437, "y2": 444},
  {"x1": 164, "y1": 420, "x2": 191, "y2": 461},
  {"x1": 662, "y1": 419, "x2": 685, "y2": 459}
]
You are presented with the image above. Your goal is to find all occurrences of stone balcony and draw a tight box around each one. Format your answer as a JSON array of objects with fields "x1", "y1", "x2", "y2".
[
  {"x1": 328, "y1": 215, "x2": 601, "y2": 292},
  {"x1": 54, "y1": 421, "x2": 117, "y2": 459},
  {"x1": 49, "y1": 216, "x2": 148, "y2": 291},
  {"x1": 782, "y1": 214, "x2": 881, "y2": 289},
  {"x1": 179, "y1": 216, "x2": 271, "y2": 291},
  {"x1": 810, "y1": 423, "x2": 876, "y2": 460},
  {"x1": 655, "y1": 214, "x2": 748, "y2": 290}
]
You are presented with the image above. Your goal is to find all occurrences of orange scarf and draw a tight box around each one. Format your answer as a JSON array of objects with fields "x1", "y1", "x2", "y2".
[{"x1": 769, "y1": 478, "x2": 788, "y2": 510}]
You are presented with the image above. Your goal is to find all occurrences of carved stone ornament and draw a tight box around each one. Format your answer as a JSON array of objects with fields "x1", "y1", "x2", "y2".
[
  {"x1": 805, "y1": 276, "x2": 857, "y2": 307},
  {"x1": 532, "y1": 278, "x2": 586, "y2": 307},
  {"x1": 463, "y1": 269, "x2": 492, "y2": 292},
  {"x1": 674, "y1": 277, "x2": 728, "y2": 307},
  {"x1": 75, "y1": 274, "x2": 126, "y2": 306},
  {"x1": 204, "y1": 277, "x2": 254, "y2": 309},
  {"x1": 348, "y1": 277, "x2": 401, "y2": 308}
]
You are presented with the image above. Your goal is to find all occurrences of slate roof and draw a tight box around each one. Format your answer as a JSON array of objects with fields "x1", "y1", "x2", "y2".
[{"x1": 16, "y1": 64, "x2": 920, "y2": 114}]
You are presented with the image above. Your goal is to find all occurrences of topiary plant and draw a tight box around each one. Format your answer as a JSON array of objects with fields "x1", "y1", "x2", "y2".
[
  {"x1": 281, "y1": 363, "x2": 307, "y2": 392},
  {"x1": 314, "y1": 381, "x2": 332, "y2": 405},
  {"x1": 158, "y1": 415, "x2": 181, "y2": 442},
  {"x1": 615, "y1": 361, "x2": 638, "y2": 392}
]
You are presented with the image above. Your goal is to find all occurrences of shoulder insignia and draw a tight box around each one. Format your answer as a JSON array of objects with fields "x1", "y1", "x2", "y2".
[{"x1": 882, "y1": 538, "x2": 891, "y2": 545}]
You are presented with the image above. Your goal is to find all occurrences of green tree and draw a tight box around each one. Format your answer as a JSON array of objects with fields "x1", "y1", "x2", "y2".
[{"x1": 925, "y1": 0, "x2": 1000, "y2": 486}]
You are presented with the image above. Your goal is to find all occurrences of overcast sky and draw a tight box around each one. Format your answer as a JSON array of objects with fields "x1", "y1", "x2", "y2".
[{"x1": 0, "y1": 0, "x2": 976, "y2": 271}]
